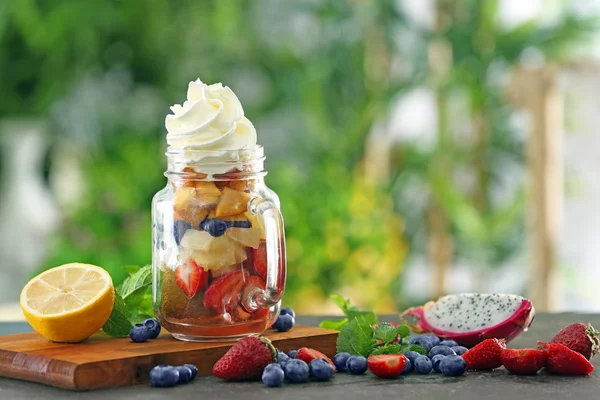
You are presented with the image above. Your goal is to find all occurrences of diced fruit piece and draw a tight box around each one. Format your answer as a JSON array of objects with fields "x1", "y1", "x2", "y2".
[
  {"x1": 501, "y1": 348, "x2": 547, "y2": 375},
  {"x1": 309, "y1": 359, "x2": 335, "y2": 381},
  {"x1": 550, "y1": 322, "x2": 599, "y2": 360},
  {"x1": 414, "y1": 356, "x2": 433, "y2": 374},
  {"x1": 401, "y1": 293, "x2": 535, "y2": 348},
  {"x1": 333, "y1": 352, "x2": 352, "y2": 372},
  {"x1": 129, "y1": 324, "x2": 150, "y2": 343},
  {"x1": 215, "y1": 187, "x2": 252, "y2": 217},
  {"x1": 173, "y1": 186, "x2": 211, "y2": 226},
  {"x1": 149, "y1": 365, "x2": 180, "y2": 387},
  {"x1": 368, "y1": 354, "x2": 407, "y2": 378},
  {"x1": 175, "y1": 366, "x2": 193, "y2": 384},
  {"x1": 283, "y1": 359, "x2": 310, "y2": 383},
  {"x1": 296, "y1": 347, "x2": 336, "y2": 371},
  {"x1": 175, "y1": 259, "x2": 209, "y2": 298},
  {"x1": 244, "y1": 211, "x2": 266, "y2": 240},
  {"x1": 227, "y1": 227, "x2": 261, "y2": 249},
  {"x1": 195, "y1": 181, "x2": 222, "y2": 197},
  {"x1": 143, "y1": 318, "x2": 161, "y2": 339},
  {"x1": 546, "y1": 343, "x2": 595, "y2": 375},
  {"x1": 262, "y1": 364, "x2": 285, "y2": 387},
  {"x1": 179, "y1": 229, "x2": 247, "y2": 270},
  {"x1": 235, "y1": 306, "x2": 252, "y2": 321},
  {"x1": 203, "y1": 269, "x2": 249, "y2": 313},
  {"x1": 213, "y1": 336, "x2": 277, "y2": 381},
  {"x1": 346, "y1": 356, "x2": 368, "y2": 375},
  {"x1": 161, "y1": 268, "x2": 208, "y2": 320},
  {"x1": 272, "y1": 313, "x2": 295, "y2": 332},
  {"x1": 211, "y1": 264, "x2": 242, "y2": 278},
  {"x1": 252, "y1": 243, "x2": 267, "y2": 280},
  {"x1": 462, "y1": 338, "x2": 506, "y2": 370},
  {"x1": 440, "y1": 355, "x2": 467, "y2": 376},
  {"x1": 20, "y1": 263, "x2": 114, "y2": 343}
]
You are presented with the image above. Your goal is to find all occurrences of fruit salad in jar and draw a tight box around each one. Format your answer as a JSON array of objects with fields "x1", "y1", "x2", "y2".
[{"x1": 152, "y1": 79, "x2": 286, "y2": 341}]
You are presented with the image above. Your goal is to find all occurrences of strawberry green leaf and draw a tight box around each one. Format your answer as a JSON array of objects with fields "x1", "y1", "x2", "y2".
[
  {"x1": 373, "y1": 323, "x2": 399, "y2": 345},
  {"x1": 371, "y1": 344, "x2": 402, "y2": 355}
]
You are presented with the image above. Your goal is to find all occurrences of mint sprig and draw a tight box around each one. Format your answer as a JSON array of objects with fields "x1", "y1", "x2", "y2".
[
  {"x1": 102, "y1": 265, "x2": 154, "y2": 337},
  {"x1": 319, "y1": 294, "x2": 377, "y2": 331},
  {"x1": 336, "y1": 319, "x2": 376, "y2": 357}
]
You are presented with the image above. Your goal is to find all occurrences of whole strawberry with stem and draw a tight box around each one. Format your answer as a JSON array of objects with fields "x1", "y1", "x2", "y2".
[
  {"x1": 213, "y1": 336, "x2": 278, "y2": 381},
  {"x1": 550, "y1": 322, "x2": 599, "y2": 360}
]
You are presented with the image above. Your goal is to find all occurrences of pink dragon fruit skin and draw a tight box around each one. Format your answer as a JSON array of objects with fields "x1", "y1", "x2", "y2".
[{"x1": 400, "y1": 293, "x2": 536, "y2": 348}]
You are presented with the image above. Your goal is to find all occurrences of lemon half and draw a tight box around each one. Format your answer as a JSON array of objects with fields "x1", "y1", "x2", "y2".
[{"x1": 20, "y1": 263, "x2": 115, "y2": 343}]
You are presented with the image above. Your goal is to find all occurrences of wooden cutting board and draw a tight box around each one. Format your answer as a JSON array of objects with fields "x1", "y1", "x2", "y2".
[{"x1": 0, "y1": 326, "x2": 338, "y2": 391}]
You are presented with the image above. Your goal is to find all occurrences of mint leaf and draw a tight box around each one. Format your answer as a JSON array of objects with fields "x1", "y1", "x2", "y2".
[
  {"x1": 122, "y1": 265, "x2": 142, "y2": 274},
  {"x1": 401, "y1": 344, "x2": 427, "y2": 355},
  {"x1": 329, "y1": 294, "x2": 351, "y2": 311},
  {"x1": 102, "y1": 295, "x2": 133, "y2": 337},
  {"x1": 125, "y1": 290, "x2": 154, "y2": 324},
  {"x1": 371, "y1": 344, "x2": 402, "y2": 355},
  {"x1": 319, "y1": 318, "x2": 349, "y2": 331},
  {"x1": 336, "y1": 319, "x2": 374, "y2": 357},
  {"x1": 346, "y1": 310, "x2": 378, "y2": 326},
  {"x1": 119, "y1": 265, "x2": 152, "y2": 299},
  {"x1": 397, "y1": 325, "x2": 410, "y2": 339},
  {"x1": 373, "y1": 323, "x2": 399, "y2": 345}
]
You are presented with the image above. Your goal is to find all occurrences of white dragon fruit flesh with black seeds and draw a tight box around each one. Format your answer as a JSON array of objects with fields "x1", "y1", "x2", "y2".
[{"x1": 401, "y1": 293, "x2": 535, "y2": 348}]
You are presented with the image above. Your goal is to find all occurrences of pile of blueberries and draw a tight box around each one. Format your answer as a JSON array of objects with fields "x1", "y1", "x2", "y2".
[
  {"x1": 405, "y1": 334, "x2": 468, "y2": 376},
  {"x1": 272, "y1": 307, "x2": 295, "y2": 332},
  {"x1": 262, "y1": 350, "x2": 334, "y2": 387},
  {"x1": 150, "y1": 364, "x2": 199, "y2": 387},
  {"x1": 129, "y1": 318, "x2": 162, "y2": 343}
]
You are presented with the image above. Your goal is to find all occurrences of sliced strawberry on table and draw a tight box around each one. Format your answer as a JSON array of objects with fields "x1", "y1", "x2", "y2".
[
  {"x1": 252, "y1": 242, "x2": 267, "y2": 280},
  {"x1": 550, "y1": 322, "x2": 599, "y2": 360},
  {"x1": 547, "y1": 343, "x2": 595, "y2": 375},
  {"x1": 462, "y1": 338, "x2": 506, "y2": 370},
  {"x1": 175, "y1": 259, "x2": 209, "y2": 298},
  {"x1": 203, "y1": 269, "x2": 249, "y2": 312},
  {"x1": 368, "y1": 354, "x2": 407, "y2": 378},
  {"x1": 213, "y1": 336, "x2": 278, "y2": 381},
  {"x1": 501, "y1": 348, "x2": 547, "y2": 375},
  {"x1": 296, "y1": 347, "x2": 336, "y2": 371}
]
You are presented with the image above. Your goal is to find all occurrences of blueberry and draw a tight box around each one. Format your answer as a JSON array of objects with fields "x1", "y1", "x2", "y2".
[
  {"x1": 278, "y1": 351, "x2": 290, "y2": 367},
  {"x1": 309, "y1": 359, "x2": 334, "y2": 381},
  {"x1": 288, "y1": 350, "x2": 299, "y2": 359},
  {"x1": 273, "y1": 314, "x2": 295, "y2": 332},
  {"x1": 174, "y1": 220, "x2": 192, "y2": 245},
  {"x1": 202, "y1": 219, "x2": 228, "y2": 237},
  {"x1": 408, "y1": 336, "x2": 434, "y2": 352},
  {"x1": 346, "y1": 356, "x2": 368, "y2": 375},
  {"x1": 183, "y1": 364, "x2": 198, "y2": 380},
  {"x1": 428, "y1": 345, "x2": 456, "y2": 358},
  {"x1": 143, "y1": 318, "x2": 161, "y2": 339},
  {"x1": 264, "y1": 363, "x2": 284, "y2": 373},
  {"x1": 333, "y1": 352, "x2": 352, "y2": 372},
  {"x1": 403, "y1": 351, "x2": 422, "y2": 364},
  {"x1": 262, "y1": 364, "x2": 285, "y2": 387},
  {"x1": 431, "y1": 354, "x2": 446, "y2": 373},
  {"x1": 230, "y1": 220, "x2": 252, "y2": 229},
  {"x1": 413, "y1": 356, "x2": 433, "y2": 374},
  {"x1": 451, "y1": 346, "x2": 469, "y2": 356},
  {"x1": 402, "y1": 358, "x2": 412, "y2": 375},
  {"x1": 149, "y1": 365, "x2": 179, "y2": 387},
  {"x1": 440, "y1": 355, "x2": 467, "y2": 377},
  {"x1": 280, "y1": 307, "x2": 296, "y2": 318},
  {"x1": 439, "y1": 340, "x2": 459, "y2": 347},
  {"x1": 421, "y1": 333, "x2": 441, "y2": 347},
  {"x1": 284, "y1": 359, "x2": 310, "y2": 383},
  {"x1": 129, "y1": 324, "x2": 151, "y2": 343},
  {"x1": 175, "y1": 366, "x2": 193, "y2": 384}
]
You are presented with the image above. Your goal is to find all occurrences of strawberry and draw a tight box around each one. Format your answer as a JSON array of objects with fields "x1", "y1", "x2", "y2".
[
  {"x1": 546, "y1": 343, "x2": 595, "y2": 375},
  {"x1": 368, "y1": 354, "x2": 407, "y2": 378},
  {"x1": 500, "y1": 348, "x2": 547, "y2": 375},
  {"x1": 213, "y1": 336, "x2": 277, "y2": 380},
  {"x1": 550, "y1": 322, "x2": 599, "y2": 360},
  {"x1": 296, "y1": 347, "x2": 336, "y2": 371},
  {"x1": 462, "y1": 338, "x2": 506, "y2": 370},
  {"x1": 175, "y1": 259, "x2": 209, "y2": 298},
  {"x1": 372, "y1": 322, "x2": 400, "y2": 344},
  {"x1": 252, "y1": 243, "x2": 267, "y2": 280},
  {"x1": 203, "y1": 269, "x2": 249, "y2": 312}
]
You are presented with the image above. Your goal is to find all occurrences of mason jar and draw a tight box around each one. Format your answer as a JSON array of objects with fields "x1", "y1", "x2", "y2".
[{"x1": 152, "y1": 146, "x2": 286, "y2": 341}]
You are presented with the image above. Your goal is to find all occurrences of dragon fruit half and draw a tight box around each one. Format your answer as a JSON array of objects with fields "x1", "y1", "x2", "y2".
[{"x1": 401, "y1": 293, "x2": 536, "y2": 348}]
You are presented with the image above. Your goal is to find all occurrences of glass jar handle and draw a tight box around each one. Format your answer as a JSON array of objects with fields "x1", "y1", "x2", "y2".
[{"x1": 244, "y1": 197, "x2": 286, "y2": 311}]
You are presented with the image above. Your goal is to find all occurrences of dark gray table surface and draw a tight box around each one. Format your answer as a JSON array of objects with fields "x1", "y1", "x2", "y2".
[{"x1": 1, "y1": 314, "x2": 599, "y2": 400}]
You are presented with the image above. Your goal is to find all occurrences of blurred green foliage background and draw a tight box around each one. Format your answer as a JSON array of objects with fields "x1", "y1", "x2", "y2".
[{"x1": 0, "y1": 0, "x2": 597, "y2": 312}]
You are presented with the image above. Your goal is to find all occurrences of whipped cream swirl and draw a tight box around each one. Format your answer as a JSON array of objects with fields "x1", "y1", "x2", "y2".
[{"x1": 165, "y1": 79, "x2": 257, "y2": 150}]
